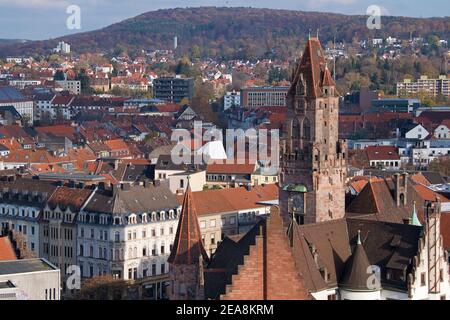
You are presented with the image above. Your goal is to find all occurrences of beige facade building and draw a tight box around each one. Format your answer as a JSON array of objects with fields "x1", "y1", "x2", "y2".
[{"x1": 397, "y1": 75, "x2": 450, "y2": 98}]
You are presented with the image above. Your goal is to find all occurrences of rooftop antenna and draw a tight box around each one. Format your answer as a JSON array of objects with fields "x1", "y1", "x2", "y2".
[{"x1": 333, "y1": 36, "x2": 337, "y2": 82}]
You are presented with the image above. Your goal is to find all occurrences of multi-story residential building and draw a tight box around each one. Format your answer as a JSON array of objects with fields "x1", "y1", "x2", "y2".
[
  {"x1": 55, "y1": 80, "x2": 81, "y2": 95},
  {"x1": 366, "y1": 146, "x2": 401, "y2": 170},
  {"x1": 206, "y1": 162, "x2": 256, "y2": 188},
  {"x1": 33, "y1": 93, "x2": 55, "y2": 123},
  {"x1": 153, "y1": 76, "x2": 194, "y2": 103},
  {"x1": 0, "y1": 179, "x2": 58, "y2": 256},
  {"x1": 54, "y1": 41, "x2": 71, "y2": 54},
  {"x1": 397, "y1": 75, "x2": 450, "y2": 98},
  {"x1": 78, "y1": 182, "x2": 180, "y2": 282},
  {"x1": 223, "y1": 90, "x2": 241, "y2": 110},
  {"x1": 0, "y1": 86, "x2": 33, "y2": 123},
  {"x1": 8, "y1": 79, "x2": 42, "y2": 90},
  {"x1": 40, "y1": 186, "x2": 95, "y2": 289},
  {"x1": 240, "y1": 86, "x2": 289, "y2": 108},
  {"x1": 434, "y1": 119, "x2": 450, "y2": 139}
]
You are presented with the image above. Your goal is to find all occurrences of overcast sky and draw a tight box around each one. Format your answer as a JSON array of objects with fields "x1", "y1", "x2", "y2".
[{"x1": 0, "y1": 0, "x2": 449, "y2": 40}]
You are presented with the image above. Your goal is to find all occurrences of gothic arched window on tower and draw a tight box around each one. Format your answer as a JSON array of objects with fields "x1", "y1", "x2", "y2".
[
  {"x1": 302, "y1": 117, "x2": 311, "y2": 140},
  {"x1": 296, "y1": 75, "x2": 305, "y2": 96},
  {"x1": 292, "y1": 119, "x2": 300, "y2": 139}
]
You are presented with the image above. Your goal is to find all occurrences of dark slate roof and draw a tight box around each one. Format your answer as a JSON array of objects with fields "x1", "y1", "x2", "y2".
[
  {"x1": 0, "y1": 106, "x2": 22, "y2": 119},
  {"x1": 0, "y1": 86, "x2": 27, "y2": 102},
  {"x1": 290, "y1": 218, "x2": 422, "y2": 293},
  {"x1": 122, "y1": 164, "x2": 155, "y2": 182},
  {"x1": 84, "y1": 184, "x2": 179, "y2": 215},
  {"x1": 0, "y1": 258, "x2": 56, "y2": 275},
  {"x1": 339, "y1": 231, "x2": 379, "y2": 291},
  {"x1": 421, "y1": 171, "x2": 445, "y2": 185},
  {"x1": 0, "y1": 178, "x2": 58, "y2": 207}
]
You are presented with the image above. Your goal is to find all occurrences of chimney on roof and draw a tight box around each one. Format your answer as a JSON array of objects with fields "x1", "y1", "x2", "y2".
[
  {"x1": 121, "y1": 183, "x2": 131, "y2": 191},
  {"x1": 143, "y1": 179, "x2": 151, "y2": 188},
  {"x1": 113, "y1": 159, "x2": 120, "y2": 171},
  {"x1": 395, "y1": 172, "x2": 408, "y2": 206}
]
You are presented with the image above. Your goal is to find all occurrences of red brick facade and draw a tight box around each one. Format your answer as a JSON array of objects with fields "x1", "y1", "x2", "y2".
[{"x1": 221, "y1": 207, "x2": 310, "y2": 300}]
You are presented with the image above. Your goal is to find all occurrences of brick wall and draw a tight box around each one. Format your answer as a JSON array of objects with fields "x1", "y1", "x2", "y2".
[{"x1": 221, "y1": 207, "x2": 310, "y2": 300}]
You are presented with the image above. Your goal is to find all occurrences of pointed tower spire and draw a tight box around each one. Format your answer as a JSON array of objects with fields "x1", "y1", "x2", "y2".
[
  {"x1": 322, "y1": 63, "x2": 335, "y2": 87},
  {"x1": 411, "y1": 201, "x2": 422, "y2": 227},
  {"x1": 168, "y1": 180, "x2": 209, "y2": 265},
  {"x1": 340, "y1": 230, "x2": 380, "y2": 291}
]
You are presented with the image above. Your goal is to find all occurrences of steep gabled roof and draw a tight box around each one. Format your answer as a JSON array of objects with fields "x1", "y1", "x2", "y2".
[
  {"x1": 289, "y1": 37, "x2": 336, "y2": 99},
  {"x1": 168, "y1": 183, "x2": 209, "y2": 265}
]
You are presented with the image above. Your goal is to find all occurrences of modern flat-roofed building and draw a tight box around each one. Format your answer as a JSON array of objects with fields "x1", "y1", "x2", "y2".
[
  {"x1": 0, "y1": 258, "x2": 60, "y2": 300},
  {"x1": 240, "y1": 86, "x2": 289, "y2": 108},
  {"x1": 0, "y1": 86, "x2": 33, "y2": 123},
  {"x1": 397, "y1": 75, "x2": 450, "y2": 98},
  {"x1": 371, "y1": 98, "x2": 420, "y2": 113},
  {"x1": 153, "y1": 76, "x2": 194, "y2": 103}
]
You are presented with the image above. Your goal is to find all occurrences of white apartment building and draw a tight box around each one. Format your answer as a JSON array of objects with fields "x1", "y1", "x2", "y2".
[
  {"x1": 54, "y1": 41, "x2": 71, "y2": 54},
  {"x1": 55, "y1": 80, "x2": 81, "y2": 95},
  {"x1": 0, "y1": 179, "x2": 58, "y2": 256},
  {"x1": 224, "y1": 91, "x2": 241, "y2": 110},
  {"x1": 78, "y1": 183, "x2": 181, "y2": 281}
]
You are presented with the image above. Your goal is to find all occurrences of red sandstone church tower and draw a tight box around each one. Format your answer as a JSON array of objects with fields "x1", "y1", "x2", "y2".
[
  {"x1": 167, "y1": 181, "x2": 209, "y2": 300},
  {"x1": 280, "y1": 37, "x2": 347, "y2": 225}
]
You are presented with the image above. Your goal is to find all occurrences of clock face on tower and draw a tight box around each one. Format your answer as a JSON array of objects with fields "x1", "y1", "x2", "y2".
[{"x1": 289, "y1": 193, "x2": 304, "y2": 214}]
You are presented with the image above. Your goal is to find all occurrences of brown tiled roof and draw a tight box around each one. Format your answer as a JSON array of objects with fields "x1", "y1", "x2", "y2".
[
  {"x1": 410, "y1": 173, "x2": 431, "y2": 186},
  {"x1": 177, "y1": 184, "x2": 278, "y2": 216},
  {"x1": 35, "y1": 125, "x2": 77, "y2": 141},
  {"x1": 168, "y1": 184, "x2": 209, "y2": 265},
  {"x1": 104, "y1": 139, "x2": 129, "y2": 152},
  {"x1": 366, "y1": 146, "x2": 400, "y2": 161},
  {"x1": 206, "y1": 162, "x2": 255, "y2": 175},
  {"x1": 289, "y1": 37, "x2": 336, "y2": 99},
  {"x1": 47, "y1": 186, "x2": 93, "y2": 211},
  {"x1": 0, "y1": 237, "x2": 17, "y2": 261}
]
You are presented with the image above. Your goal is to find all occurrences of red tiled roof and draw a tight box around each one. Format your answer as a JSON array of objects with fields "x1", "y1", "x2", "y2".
[
  {"x1": 51, "y1": 95, "x2": 74, "y2": 105},
  {"x1": 365, "y1": 146, "x2": 400, "y2": 161},
  {"x1": 168, "y1": 184, "x2": 209, "y2": 265},
  {"x1": 104, "y1": 139, "x2": 129, "y2": 151},
  {"x1": 206, "y1": 162, "x2": 256, "y2": 175},
  {"x1": 178, "y1": 184, "x2": 278, "y2": 216},
  {"x1": 0, "y1": 236, "x2": 17, "y2": 261},
  {"x1": 35, "y1": 125, "x2": 77, "y2": 140}
]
